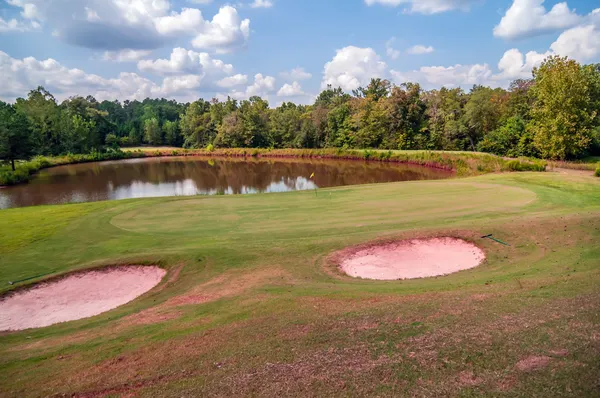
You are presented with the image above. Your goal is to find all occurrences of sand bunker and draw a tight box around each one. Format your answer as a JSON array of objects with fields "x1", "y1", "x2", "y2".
[
  {"x1": 339, "y1": 238, "x2": 485, "y2": 280},
  {"x1": 0, "y1": 266, "x2": 166, "y2": 331}
]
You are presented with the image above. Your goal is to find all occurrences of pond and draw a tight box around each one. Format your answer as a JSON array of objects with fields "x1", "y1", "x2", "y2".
[{"x1": 0, "y1": 157, "x2": 453, "y2": 209}]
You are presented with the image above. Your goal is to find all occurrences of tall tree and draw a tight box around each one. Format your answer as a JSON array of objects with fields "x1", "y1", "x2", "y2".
[
  {"x1": 530, "y1": 56, "x2": 594, "y2": 159},
  {"x1": 144, "y1": 118, "x2": 162, "y2": 146},
  {"x1": 0, "y1": 102, "x2": 32, "y2": 170}
]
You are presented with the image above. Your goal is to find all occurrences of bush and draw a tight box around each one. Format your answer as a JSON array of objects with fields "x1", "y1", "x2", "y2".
[
  {"x1": 595, "y1": 163, "x2": 600, "y2": 177},
  {"x1": 506, "y1": 159, "x2": 547, "y2": 172}
]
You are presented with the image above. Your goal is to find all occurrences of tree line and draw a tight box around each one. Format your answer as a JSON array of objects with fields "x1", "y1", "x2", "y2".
[{"x1": 1, "y1": 56, "x2": 599, "y2": 170}]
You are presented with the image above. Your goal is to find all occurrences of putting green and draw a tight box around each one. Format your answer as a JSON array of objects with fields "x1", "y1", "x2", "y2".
[{"x1": 110, "y1": 181, "x2": 537, "y2": 236}]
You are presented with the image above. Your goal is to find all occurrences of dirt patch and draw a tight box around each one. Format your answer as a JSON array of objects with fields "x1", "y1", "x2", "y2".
[
  {"x1": 0, "y1": 266, "x2": 166, "y2": 331},
  {"x1": 338, "y1": 237, "x2": 485, "y2": 280},
  {"x1": 515, "y1": 356, "x2": 552, "y2": 372}
]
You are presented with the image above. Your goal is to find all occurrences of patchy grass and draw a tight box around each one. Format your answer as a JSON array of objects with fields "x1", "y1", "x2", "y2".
[{"x1": 0, "y1": 170, "x2": 599, "y2": 397}]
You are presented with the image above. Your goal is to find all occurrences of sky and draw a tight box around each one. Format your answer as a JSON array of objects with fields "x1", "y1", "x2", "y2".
[{"x1": 0, "y1": 0, "x2": 599, "y2": 106}]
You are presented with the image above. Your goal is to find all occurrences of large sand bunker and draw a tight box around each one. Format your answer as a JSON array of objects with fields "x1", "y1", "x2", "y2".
[
  {"x1": 0, "y1": 266, "x2": 166, "y2": 331},
  {"x1": 339, "y1": 238, "x2": 485, "y2": 280}
]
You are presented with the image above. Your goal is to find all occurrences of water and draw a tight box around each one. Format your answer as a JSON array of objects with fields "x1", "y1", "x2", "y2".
[{"x1": 0, "y1": 157, "x2": 452, "y2": 209}]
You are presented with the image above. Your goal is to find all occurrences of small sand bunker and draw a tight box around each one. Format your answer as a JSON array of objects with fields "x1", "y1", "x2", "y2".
[
  {"x1": 339, "y1": 238, "x2": 485, "y2": 280},
  {"x1": 0, "y1": 266, "x2": 166, "y2": 331}
]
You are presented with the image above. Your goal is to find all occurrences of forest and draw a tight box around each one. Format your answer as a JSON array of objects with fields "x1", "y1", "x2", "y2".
[{"x1": 1, "y1": 56, "x2": 599, "y2": 171}]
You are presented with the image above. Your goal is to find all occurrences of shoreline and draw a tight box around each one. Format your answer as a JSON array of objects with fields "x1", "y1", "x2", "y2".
[{"x1": 1, "y1": 148, "x2": 546, "y2": 188}]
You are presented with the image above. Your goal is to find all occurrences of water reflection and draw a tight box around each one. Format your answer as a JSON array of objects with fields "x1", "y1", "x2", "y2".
[{"x1": 0, "y1": 157, "x2": 452, "y2": 209}]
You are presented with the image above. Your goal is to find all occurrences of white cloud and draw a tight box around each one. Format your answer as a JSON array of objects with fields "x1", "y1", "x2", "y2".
[
  {"x1": 277, "y1": 81, "x2": 304, "y2": 97},
  {"x1": 386, "y1": 38, "x2": 401, "y2": 60},
  {"x1": 137, "y1": 47, "x2": 234, "y2": 76},
  {"x1": 3, "y1": 2, "x2": 251, "y2": 54},
  {"x1": 250, "y1": 0, "x2": 274, "y2": 9},
  {"x1": 223, "y1": 73, "x2": 277, "y2": 100},
  {"x1": 406, "y1": 45, "x2": 434, "y2": 54},
  {"x1": 280, "y1": 67, "x2": 312, "y2": 81},
  {"x1": 494, "y1": 0, "x2": 582, "y2": 40},
  {"x1": 0, "y1": 51, "x2": 225, "y2": 103},
  {"x1": 217, "y1": 74, "x2": 249, "y2": 88},
  {"x1": 550, "y1": 24, "x2": 600, "y2": 62},
  {"x1": 188, "y1": 0, "x2": 213, "y2": 4},
  {"x1": 190, "y1": 6, "x2": 251, "y2": 53},
  {"x1": 102, "y1": 49, "x2": 153, "y2": 63},
  {"x1": 391, "y1": 63, "x2": 495, "y2": 89},
  {"x1": 322, "y1": 46, "x2": 387, "y2": 91},
  {"x1": 364, "y1": 0, "x2": 477, "y2": 14},
  {"x1": 496, "y1": 48, "x2": 550, "y2": 80}
]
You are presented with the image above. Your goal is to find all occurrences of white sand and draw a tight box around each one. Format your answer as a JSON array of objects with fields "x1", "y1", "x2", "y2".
[
  {"x1": 0, "y1": 266, "x2": 166, "y2": 331},
  {"x1": 340, "y1": 238, "x2": 485, "y2": 280}
]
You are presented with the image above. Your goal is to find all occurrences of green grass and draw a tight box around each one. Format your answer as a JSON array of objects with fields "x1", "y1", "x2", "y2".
[{"x1": 0, "y1": 168, "x2": 599, "y2": 397}]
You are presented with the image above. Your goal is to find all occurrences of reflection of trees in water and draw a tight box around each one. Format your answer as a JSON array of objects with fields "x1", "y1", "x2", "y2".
[{"x1": 0, "y1": 157, "x2": 452, "y2": 208}]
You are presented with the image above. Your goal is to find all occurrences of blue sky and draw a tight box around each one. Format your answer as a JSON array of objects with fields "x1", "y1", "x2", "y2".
[{"x1": 0, "y1": 0, "x2": 599, "y2": 105}]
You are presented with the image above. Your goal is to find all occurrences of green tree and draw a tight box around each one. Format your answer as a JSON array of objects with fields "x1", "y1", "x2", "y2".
[
  {"x1": 0, "y1": 102, "x2": 33, "y2": 170},
  {"x1": 14, "y1": 87, "x2": 61, "y2": 155},
  {"x1": 463, "y1": 86, "x2": 504, "y2": 150},
  {"x1": 163, "y1": 120, "x2": 180, "y2": 146},
  {"x1": 144, "y1": 118, "x2": 163, "y2": 146},
  {"x1": 352, "y1": 78, "x2": 391, "y2": 101},
  {"x1": 180, "y1": 100, "x2": 214, "y2": 148},
  {"x1": 530, "y1": 56, "x2": 595, "y2": 159}
]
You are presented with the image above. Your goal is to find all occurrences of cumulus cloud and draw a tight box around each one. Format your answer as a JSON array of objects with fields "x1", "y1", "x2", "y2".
[
  {"x1": 391, "y1": 63, "x2": 495, "y2": 89},
  {"x1": 322, "y1": 46, "x2": 387, "y2": 91},
  {"x1": 217, "y1": 74, "x2": 249, "y2": 88},
  {"x1": 0, "y1": 51, "x2": 232, "y2": 102},
  {"x1": 494, "y1": 0, "x2": 584, "y2": 40},
  {"x1": 495, "y1": 22, "x2": 600, "y2": 81},
  {"x1": 406, "y1": 45, "x2": 434, "y2": 55},
  {"x1": 137, "y1": 48, "x2": 234, "y2": 76},
  {"x1": 219, "y1": 73, "x2": 277, "y2": 101},
  {"x1": 550, "y1": 24, "x2": 600, "y2": 62},
  {"x1": 190, "y1": 6, "x2": 250, "y2": 53},
  {"x1": 3, "y1": 1, "x2": 250, "y2": 53},
  {"x1": 277, "y1": 81, "x2": 304, "y2": 97},
  {"x1": 364, "y1": 0, "x2": 477, "y2": 14},
  {"x1": 280, "y1": 67, "x2": 312, "y2": 81},
  {"x1": 496, "y1": 48, "x2": 550, "y2": 80}
]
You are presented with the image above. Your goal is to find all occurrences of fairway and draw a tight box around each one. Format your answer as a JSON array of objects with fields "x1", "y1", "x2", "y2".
[{"x1": 1, "y1": 170, "x2": 599, "y2": 397}]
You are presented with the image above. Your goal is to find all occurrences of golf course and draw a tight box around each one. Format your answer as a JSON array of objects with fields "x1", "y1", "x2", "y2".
[{"x1": 0, "y1": 155, "x2": 599, "y2": 397}]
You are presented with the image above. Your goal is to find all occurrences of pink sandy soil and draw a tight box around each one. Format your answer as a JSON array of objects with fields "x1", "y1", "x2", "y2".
[
  {"x1": 0, "y1": 266, "x2": 166, "y2": 331},
  {"x1": 340, "y1": 238, "x2": 485, "y2": 280}
]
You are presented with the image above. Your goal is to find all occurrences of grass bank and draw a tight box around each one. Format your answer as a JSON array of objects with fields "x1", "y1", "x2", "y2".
[
  {"x1": 0, "y1": 150, "x2": 144, "y2": 186},
  {"x1": 0, "y1": 170, "x2": 599, "y2": 396}
]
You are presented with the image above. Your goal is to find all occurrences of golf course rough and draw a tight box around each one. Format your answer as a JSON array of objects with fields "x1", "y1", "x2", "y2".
[
  {"x1": 0, "y1": 266, "x2": 166, "y2": 331},
  {"x1": 338, "y1": 237, "x2": 486, "y2": 280}
]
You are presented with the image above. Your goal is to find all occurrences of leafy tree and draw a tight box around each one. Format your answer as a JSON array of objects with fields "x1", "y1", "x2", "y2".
[
  {"x1": 14, "y1": 87, "x2": 61, "y2": 155},
  {"x1": 144, "y1": 118, "x2": 162, "y2": 146},
  {"x1": 463, "y1": 86, "x2": 503, "y2": 150},
  {"x1": 163, "y1": 120, "x2": 180, "y2": 146},
  {"x1": 530, "y1": 56, "x2": 594, "y2": 159},
  {"x1": 353, "y1": 78, "x2": 391, "y2": 101},
  {"x1": 180, "y1": 100, "x2": 214, "y2": 148},
  {"x1": 386, "y1": 83, "x2": 427, "y2": 149},
  {"x1": 0, "y1": 102, "x2": 32, "y2": 170}
]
